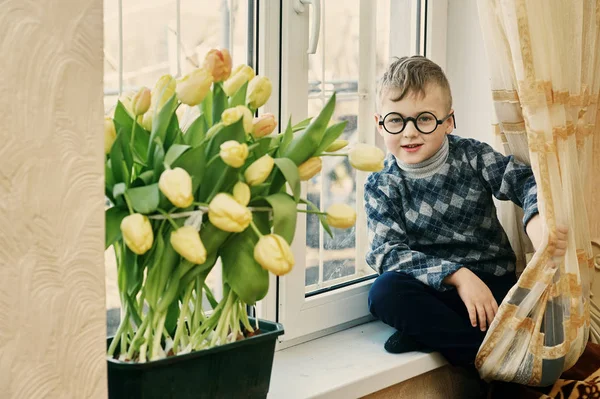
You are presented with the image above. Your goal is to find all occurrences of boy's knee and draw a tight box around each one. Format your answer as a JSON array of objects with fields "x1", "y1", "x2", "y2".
[{"x1": 368, "y1": 272, "x2": 418, "y2": 316}]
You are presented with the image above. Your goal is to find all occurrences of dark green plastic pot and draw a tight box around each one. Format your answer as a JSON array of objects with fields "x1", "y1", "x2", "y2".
[{"x1": 107, "y1": 318, "x2": 284, "y2": 399}]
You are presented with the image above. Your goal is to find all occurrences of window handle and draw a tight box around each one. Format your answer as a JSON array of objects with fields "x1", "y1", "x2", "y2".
[{"x1": 294, "y1": 0, "x2": 321, "y2": 54}]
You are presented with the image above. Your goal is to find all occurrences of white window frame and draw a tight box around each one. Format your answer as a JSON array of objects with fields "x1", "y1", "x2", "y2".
[{"x1": 253, "y1": 0, "x2": 449, "y2": 348}]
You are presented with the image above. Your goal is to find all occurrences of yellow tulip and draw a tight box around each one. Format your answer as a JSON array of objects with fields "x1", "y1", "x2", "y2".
[
  {"x1": 141, "y1": 110, "x2": 154, "y2": 131},
  {"x1": 221, "y1": 105, "x2": 253, "y2": 133},
  {"x1": 244, "y1": 154, "x2": 275, "y2": 186},
  {"x1": 246, "y1": 76, "x2": 272, "y2": 109},
  {"x1": 170, "y1": 226, "x2": 207, "y2": 264},
  {"x1": 220, "y1": 141, "x2": 249, "y2": 168},
  {"x1": 232, "y1": 181, "x2": 251, "y2": 206},
  {"x1": 121, "y1": 213, "x2": 154, "y2": 255},
  {"x1": 151, "y1": 74, "x2": 177, "y2": 112},
  {"x1": 176, "y1": 68, "x2": 214, "y2": 106},
  {"x1": 298, "y1": 157, "x2": 322, "y2": 181},
  {"x1": 252, "y1": 113, "x2": 277, "y2": 138},
  {"x1": 223, "y1": 65, "x2": 255, "y2": 96},
  {"x1": 254, "y1": 234, "x2": 295, "y2": 276},
  {"x1": 131, "y1": 87, "x2": 151, "y2": 116},
  {"x1": 203, "y1": 48, "x2": 232, "y2": 82},
  {"x1": 326, "y1": 203, "x2": 356, "y2": 229},
  {"x1": 104, "y1": 116, "x2": 117, "y2": 154},
  {"x1": 208, "y1": 193, "x2": 252, "y2": 232},
  {"x1": 158, "y1": 167, "x2": 194, "y2": 208},
  {"x1": 325, "y1": 139, "x2": 349, "y2": 152},
  {"x1": 348, "y1": 143, "x2": 385, "y2": 172}
]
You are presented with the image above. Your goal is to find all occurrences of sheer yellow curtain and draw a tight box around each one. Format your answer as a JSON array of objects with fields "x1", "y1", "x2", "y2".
[{"x1": 476, "y1": 0, "x2": 599, "y2": 386}]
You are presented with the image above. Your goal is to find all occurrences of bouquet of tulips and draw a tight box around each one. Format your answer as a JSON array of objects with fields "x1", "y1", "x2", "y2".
[{"x1": 104, "y1": 48, "x2": 385, "y2": 362}]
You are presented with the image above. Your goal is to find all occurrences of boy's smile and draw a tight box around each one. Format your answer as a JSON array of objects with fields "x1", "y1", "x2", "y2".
[{"x1": 375, "y1": 84, "x2": 454, "y2": 164}]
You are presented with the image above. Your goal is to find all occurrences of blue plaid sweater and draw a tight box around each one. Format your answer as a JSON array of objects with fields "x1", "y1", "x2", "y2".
[{"x1": 365, "y1": 135, "x2": 538, "y2": 291}]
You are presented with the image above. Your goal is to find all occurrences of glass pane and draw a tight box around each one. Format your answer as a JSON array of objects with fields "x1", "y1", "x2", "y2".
[
  {"x1": 104, "y1": 1, "x2": 251, "y2": 328},
  {"x1": 304, "y1": 0, "x2": 390, "y2": 294}
]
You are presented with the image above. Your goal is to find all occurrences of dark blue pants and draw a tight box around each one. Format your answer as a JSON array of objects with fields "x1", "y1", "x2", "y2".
[{"x1": 368, "y1": 271, "x2": 517, "y2": 366}]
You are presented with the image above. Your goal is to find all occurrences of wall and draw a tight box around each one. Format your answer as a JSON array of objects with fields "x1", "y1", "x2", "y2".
[{"x1": 0, "y1": 1, "x2": 107, "y2": 398}]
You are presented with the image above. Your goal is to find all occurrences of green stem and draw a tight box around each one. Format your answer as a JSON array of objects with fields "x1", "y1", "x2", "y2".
[
  {"x1": 157, "y1": 208, "x2": 179, "y2": 230},
  {"x1": 205, "y1": 153, "x2": 221, "y2": 169},
  {"x1": 139, "y1": 322, "x2": 152, "y2": 363},
  {"x1": 249, "y1": 221, "x2": 263, "y2": 239},
  {"x1": 240, "y1": 304, "x2": 254, "y2": 334},
  {"x1": 203, "y1": 282, "x2": 218, "y2": 309},
  {"x1": 124, "y1": 193, "x2": 135, "y2": 214},
  {"x1": 130, "y1": 116, "x2": 137, "y2": 147},
  {"x1": 192, "y1": 202, "x2": 210, "y2": 208},
  {"x1": 107, "y1": 310, "x2": 130, "y2": 357},
  {"x1": 150, "y1": 313, "x2": 167, "y2": 360},
  {"x1": 321, "y1": 153, "x2": 349, "y2": 157},
  {"x1": 173, "y1": 282, "x2": 194, "y2": 353},
  {"x1": 126, "y1": 314, "x2": 151, "y2": 359},
  {"x1": 297, "y1": 209, "x2": 326, "y2": 215}
]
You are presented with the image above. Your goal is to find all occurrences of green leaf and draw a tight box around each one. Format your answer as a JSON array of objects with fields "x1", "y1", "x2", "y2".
[
  {"x1": 314, "y1": 121, "x2": 348, "y2": 155},
  {"x1": 171, "y1": 142, "x2": 208, "y2": 193},
  {"x1": 278, "y1": 116, "x2": 294, "y2": 156},
  {"x1": 113, "y1": 182, "x2": 126, "y2": 199},
  {"x1": 201, "y1": 90, "x2": 213, "y2": 127},
  {"x1": 113, "y1": 100, "x2": 134, "y2": 131},
  {"x1": 105, "y1": 160, "x2": 116, "y2": 190},
  {"x1": 228, "y1": 81, "x2": 248, "y2": 108},
  {"x1": 183, "y1": 114, "x2": 207, "y2": 147},
  {"x1": 221, "y1": 213, "x2": 269, "y2": 305},
  {"x1": 126, "y1": 183, "x2": 160, "y2": 213},
  {"x1": 282, "y1": 92, "x2": 337, "y2": 165},
  {"x1": 273, "y1": 158, "x2": 301, "y2": 203},
  {"x1": 109, "y1": 133, "x2": 126, "y2": 184},
  {"x1": 164, "y1": 297, "x2": 180, "y2": 337},
  {"x1": 212, "y1": 83, "x2": 227, "y2": 125},
  {"x1": 292, "y1": 117, "x2": 312, "y2": 132},
  {"x1": 164, "y1": 144, "x2": 191, "y2": 167},
  {"x1": 132, "y1": 170, "x2": 154, "y2": 187},
  {"x1": 105, "y1": 207, "x2": 129, "y2": 249},
  {"x1": 147, "y1": 94, "x2": 177, "y2": 161},
  {"x1": 163, "y1": 113, "x2": 181, "y2": 151},
  {"x1": 264, "y1": 193, "x2": 297, "y2": 244},
  {"x1": 300, "y1": 198, "x2": 333, "y2": 239},
  {"x1": 153, "y1": 138, "x2": 165, "y2": 182},
  {"x1": 115, "y1": 127, "x2": 134, "y2": 177}
]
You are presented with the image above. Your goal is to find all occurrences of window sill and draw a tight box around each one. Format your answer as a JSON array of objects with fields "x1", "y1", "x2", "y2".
[{"x1": 268, "y1": 321, "x2": 448, "y2": 399}]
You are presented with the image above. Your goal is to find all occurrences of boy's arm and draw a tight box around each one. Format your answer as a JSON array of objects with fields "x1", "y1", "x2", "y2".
[
  {"x1": 469, "y1": 140, "x2": 539, "y2": 228},
  {"x1": 364, "y1": 176, "x2": 462, "y2": 291}
]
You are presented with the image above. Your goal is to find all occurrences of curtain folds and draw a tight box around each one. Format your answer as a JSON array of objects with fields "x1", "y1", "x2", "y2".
[{"x1": 476, "y1": 0, "x2": 600, "y2": 386}]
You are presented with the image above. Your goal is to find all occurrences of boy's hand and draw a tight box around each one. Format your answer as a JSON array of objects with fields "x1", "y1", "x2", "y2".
[
  {"x1": 443, "y1": 268, "x2": 498, "y2": 332},
  {"x1": 526, "y1": 214, "x2": 569, "y2": 258}
]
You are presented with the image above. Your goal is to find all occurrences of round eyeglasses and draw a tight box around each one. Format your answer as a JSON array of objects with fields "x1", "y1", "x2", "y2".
[{"x1": 378, "y1": 111, "x2": 456, "y2": 135}]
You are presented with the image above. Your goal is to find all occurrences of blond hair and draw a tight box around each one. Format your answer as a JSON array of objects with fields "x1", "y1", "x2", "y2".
[{"x1": 376, "y1": 56, "x2": 452, "y2": 112}]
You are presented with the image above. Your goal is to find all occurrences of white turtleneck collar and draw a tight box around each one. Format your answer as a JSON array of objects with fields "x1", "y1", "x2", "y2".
[{"x1": 395, "y1": 135, "x2": 450, "y2": 178}]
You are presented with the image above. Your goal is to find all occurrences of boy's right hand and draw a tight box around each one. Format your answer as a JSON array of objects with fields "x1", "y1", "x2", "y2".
[{"x1": 443, "y1": 268, "x2": 498, "y2": 332}]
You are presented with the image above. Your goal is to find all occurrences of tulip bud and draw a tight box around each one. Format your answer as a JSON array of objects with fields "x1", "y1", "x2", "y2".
[
  {"x1": 223, "y1": 65, "x2": 255, "y2": 96},
  {"x1": 151, "y1": 74, "x2": 177, "y2": 112},
  {"x1": 141, "y1": 110, "x2": 154, "y2": 131},
  {"x1": 252, "y1": 113, "x2": 277, "y2": 138},
  {"x1": 244, "y1": 154, "x2": 275, "y2": 186},
  {"x1": 158, "y1": 167, "x2": 194, "y2": 208},
  {"x1": 176, "y1": 68, "x2": 214, "y2": 106},
  {"x1": 208, "y1": 193, "x2": 252, "y2": 232},
  {"x1": 121, "y1": 213, "x2": 154, "y2": 255},
  {"x1": 170, "y1": 226, "x2": 207, "y2": 264},
  {"x1": 348, "y1": 143, "x2": 385, "y2": 172},
  {"x1": 220, "y1": 141, "x2": 249, "y2": 168},
  {"x1": 131, "y1": 87, "x2": 151, "y2": 116},
  {"x1": 203, "y1": 48, "x2": 232, "y2": 82},
  {"x1": 254, "y1": 234, "x2": 295, "y2": 276},
  {"x1": 325, "y1": 139, "x2": 349, "y2": 152},
  {"x1": 104, "y1": 116, "x2": 117, "y2": 154},
  {"x1": 246, "y1": 76, "x2": 272, "y2": 109},
  {"x1": 326, "y1": 203, "x2": 356, "y2": 229},
  {"x1": 298, "y1": 157, "x2": 322, "y2": 181},
  {"x1": 232, "y1": 181, "x2": 251, "y2": 206},
  {"x1": 221, "y1": 105, "x2": 253, "y2": 133}
]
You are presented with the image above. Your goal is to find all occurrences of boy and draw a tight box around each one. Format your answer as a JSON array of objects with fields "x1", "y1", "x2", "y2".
[{"x1": 365, "y1": 56, "x2": 567, "y2": 366}]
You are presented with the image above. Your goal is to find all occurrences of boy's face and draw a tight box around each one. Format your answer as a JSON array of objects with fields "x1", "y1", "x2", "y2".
[{"x1": 375, "y1": 84, "x2": 454, "y2": 164}]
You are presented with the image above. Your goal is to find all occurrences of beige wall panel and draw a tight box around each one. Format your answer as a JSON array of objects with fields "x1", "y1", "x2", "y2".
[{"x1": 0, "y1": 0, "x2": 106, "y2": 398}]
